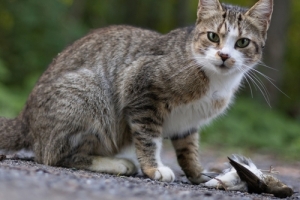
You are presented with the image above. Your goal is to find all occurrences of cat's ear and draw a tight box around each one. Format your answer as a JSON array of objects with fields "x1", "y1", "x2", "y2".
[
  {"x1": 196, "y1": 0, "x2": 223, "y2": 24},
  {"x1": 245, "y1": 0, "x2": 273, "y2": 32}
]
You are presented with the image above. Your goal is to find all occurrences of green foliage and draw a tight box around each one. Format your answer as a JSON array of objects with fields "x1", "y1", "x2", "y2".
[
  {"x1": 0, "y1": 0, "x2": 87, "y2": 87},
  {"x1": 281, "y1": 0, "x2": 300, "y2": 117},
  {"x1": 0, "y1": 57, "x2": 36, "y2": 117},
  {"x1": 202, "y1": 97, "x2": 300, "y2": 160}
]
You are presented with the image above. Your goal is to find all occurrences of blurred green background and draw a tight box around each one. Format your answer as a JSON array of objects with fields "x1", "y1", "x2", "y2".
[{"x1": 0, "y1": 0, "x2": 299, "y2": 159}]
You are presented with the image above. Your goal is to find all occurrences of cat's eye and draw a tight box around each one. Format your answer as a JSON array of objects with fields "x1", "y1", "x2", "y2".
[
  {"x1": 207, "y1": 32, "x2": 220, "y2": 43},
  {"x1": 235, "y1": 38, "x2": 250, "y2": 48}
]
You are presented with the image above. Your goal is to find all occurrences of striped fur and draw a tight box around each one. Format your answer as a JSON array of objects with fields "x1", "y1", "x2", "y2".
[{"x1": 0, "y1": 0, "x2": 273, "y2": 183}]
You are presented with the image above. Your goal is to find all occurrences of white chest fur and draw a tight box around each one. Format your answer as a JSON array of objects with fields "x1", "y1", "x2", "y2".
[{"x1": 162, "y1": 72, "x2": 244, "y2": 137}]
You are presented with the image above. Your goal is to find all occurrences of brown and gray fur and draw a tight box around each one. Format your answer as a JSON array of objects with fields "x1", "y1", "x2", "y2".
[{"x1": 0, "y1": 0, "x2": 273, "y2": 183}]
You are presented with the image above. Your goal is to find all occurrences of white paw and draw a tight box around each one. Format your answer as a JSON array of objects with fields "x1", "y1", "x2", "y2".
[
  {"x1": 117, "y1": 159, "x2": 137, "y2": 175},
  {"x1": 153, "y1": 166, "x2": 175, "y2": 182},
  {"x1": 90, "y1": 157, "x2": 137, "y2": 175}
]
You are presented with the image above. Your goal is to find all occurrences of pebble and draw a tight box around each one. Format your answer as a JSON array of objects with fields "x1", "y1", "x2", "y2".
[
  {"x1": 204, "y1": 192, "x2": 212, "y2": 196},
  {"x1": 0, "y1": 155, "x2": 6, "y2": 161}
]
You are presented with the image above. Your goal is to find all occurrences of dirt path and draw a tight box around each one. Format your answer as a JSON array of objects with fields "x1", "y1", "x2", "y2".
[{"x1": 0, "y1": 145, "x2": 299, "y2": 200}]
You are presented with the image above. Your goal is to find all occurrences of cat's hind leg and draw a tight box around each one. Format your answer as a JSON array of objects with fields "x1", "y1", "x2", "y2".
[
  {"x1": 39, "y1": 132, "x2": 137, "y2": 176},
  {"x1": 58, "y1": 154, "x2": 137, "y2": 175}
]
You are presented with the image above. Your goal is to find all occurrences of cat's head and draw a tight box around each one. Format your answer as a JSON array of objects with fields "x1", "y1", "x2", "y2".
[{"x1": 192, "y1": 0, "x2": 273, "y2": 75}]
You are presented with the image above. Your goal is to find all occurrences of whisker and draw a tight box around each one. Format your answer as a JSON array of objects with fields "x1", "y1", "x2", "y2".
[
  {"x1": 257, "y1": 61, "x2": 278, "y2": 71},
  {"x1": 238, "y1": 67, "x2": 259, "y2": 98},
  {"x1": 236, "y1": 65, "x2": 255, "y2": 99},
  {"x1": 237, "y1": 62, "x2": 272, "y2": 106},
  {"x1": 248, "y1": 70, "x2": 271, "y2": 98},
  {"x1": 245, "y1": 65, "x2": 275, "y2": 82},
  {"x1": 241, "y1": 63, "x2": 272, "y2": 106},
  {"x1": 246, "y1": 71, "x2": 271, "y2": 107},
  {"x1": 242, "y1": 64, "x2": 289, "y2": 98}
]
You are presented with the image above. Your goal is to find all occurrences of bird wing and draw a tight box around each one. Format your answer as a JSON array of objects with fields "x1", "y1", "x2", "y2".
[{"x1": 228, "y1": 156, "x2": 268, "y2": 194}]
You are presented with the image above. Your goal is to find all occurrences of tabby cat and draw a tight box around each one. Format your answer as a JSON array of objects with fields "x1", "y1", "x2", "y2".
[{"x1": 0, "y1": 0, "x2": 273, "y2": 183}]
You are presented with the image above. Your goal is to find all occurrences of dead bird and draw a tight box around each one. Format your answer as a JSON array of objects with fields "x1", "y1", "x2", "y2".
[
  {"x1": 203, "y1": 154, "x2": 294, "y2": 198},
  {"x1": 228, "y1": 156, "x2": 294, "y2": 198},
  {"x1": 203, "y1": 154, "x2": 262, "y2": 191}
]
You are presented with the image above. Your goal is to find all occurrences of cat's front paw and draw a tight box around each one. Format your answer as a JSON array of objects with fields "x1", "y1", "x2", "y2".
[{"x1": 144, "y1": 166, "x2": 175, "y2": 182}]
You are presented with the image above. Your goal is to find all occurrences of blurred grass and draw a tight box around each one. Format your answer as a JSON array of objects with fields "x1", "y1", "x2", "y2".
[
  {"x1": 0, "y1": 58, "x2": 38, "y2": 117},
  {"x1": 202, "y1": 97, "x2": 300, "y2": 160}
]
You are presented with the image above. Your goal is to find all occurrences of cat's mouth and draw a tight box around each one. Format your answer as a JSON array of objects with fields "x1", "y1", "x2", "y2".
[
  {"x1": 215, "y1": 63, "x2": 234, "y2": 73},
  {"x1": 217, "y1": 63, "x2": 230, "y2": 70},
  {"x1": 219, "y1": 64, "x2": 227, "y2": 68}
]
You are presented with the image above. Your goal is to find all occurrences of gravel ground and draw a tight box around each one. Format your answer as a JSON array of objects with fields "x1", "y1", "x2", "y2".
[{"x1": 0, "y1": 144, "x2": 299, "y2": 200}]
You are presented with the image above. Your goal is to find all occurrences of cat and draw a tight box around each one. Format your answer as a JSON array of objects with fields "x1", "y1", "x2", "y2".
[{"x1": 0, "y1": 0, "x2": 273, "y2": 183}]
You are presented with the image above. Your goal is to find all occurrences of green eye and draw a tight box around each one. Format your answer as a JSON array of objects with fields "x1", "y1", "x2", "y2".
[
  {"x1": 207, "y1": 32, "x2": 220, "y2": 43},
  {"x1": 236, "y1": 38, "x2": 250, "y2": 48}
]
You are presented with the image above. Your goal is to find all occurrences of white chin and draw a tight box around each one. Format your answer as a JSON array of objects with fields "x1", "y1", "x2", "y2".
[{"x1": 211, "y1": 65, "x2": 233, "y2": 75}]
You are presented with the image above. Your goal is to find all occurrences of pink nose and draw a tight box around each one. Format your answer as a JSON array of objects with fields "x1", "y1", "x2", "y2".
[{"x1": 218, "y1": 52, "x2": 230, "y2": 61}]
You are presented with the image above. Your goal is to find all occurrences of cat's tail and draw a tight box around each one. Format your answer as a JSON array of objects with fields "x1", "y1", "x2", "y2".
[{"x1": 0, "y1": 116, "x2": 32, "y2": 152}]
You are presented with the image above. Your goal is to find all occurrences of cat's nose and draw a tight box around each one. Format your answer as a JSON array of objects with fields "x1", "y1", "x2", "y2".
[{"x1": 218, "y1": 52, "x2": 230, "y2": 62}]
